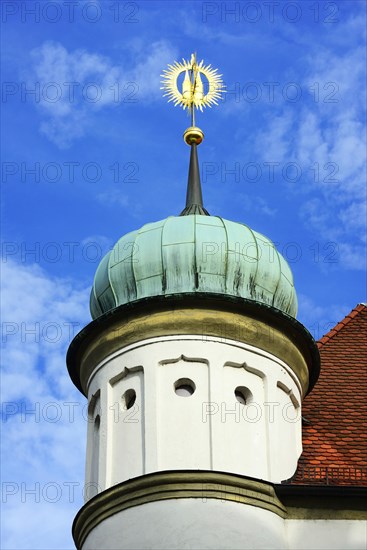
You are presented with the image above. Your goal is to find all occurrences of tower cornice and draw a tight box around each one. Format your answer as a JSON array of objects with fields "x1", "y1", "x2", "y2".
[
  {"x1": 67, "y1": 293, "x2": 320, "y2": 398},
  {"x1": 73, "y1": 470, "x2": 287, "y2": 549}
]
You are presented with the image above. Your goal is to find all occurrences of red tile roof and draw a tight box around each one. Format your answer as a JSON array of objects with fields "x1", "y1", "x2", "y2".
[{"x1": 292, "y1": 304, "x2": 367, "y2": 486}]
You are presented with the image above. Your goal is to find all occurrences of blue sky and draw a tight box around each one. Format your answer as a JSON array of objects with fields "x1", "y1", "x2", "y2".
[{"x1": 1, "y1": 1, "x2": 366, "y2": 548}]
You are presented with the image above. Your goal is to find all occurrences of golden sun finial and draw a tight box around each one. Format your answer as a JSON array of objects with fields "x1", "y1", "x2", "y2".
[
  {"x1": 161, "y1": 53, "x2": 225, "y2": 112},
  {"x1": 161, "y1": 53, "x2": 225, "y2": 144}
]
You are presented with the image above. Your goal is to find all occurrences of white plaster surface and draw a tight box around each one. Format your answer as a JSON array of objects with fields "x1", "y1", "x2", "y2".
[
  {"x1": 286, "y1": 519, "x2": 367, "y2": 550},
  {"x1": 84, "y1": 335, "x2": 303, "y2": 494},
  {"x1": 82, "y1": 506, "x2": 367, "y2": 550},
  {"x1": 82, "y1": 499, "x2": 287, "y2": 550}
]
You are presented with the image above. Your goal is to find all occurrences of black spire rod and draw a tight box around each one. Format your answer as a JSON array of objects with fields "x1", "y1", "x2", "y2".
[{"x1": 180, "y1": 139, "x2": 209, "y2": 216}]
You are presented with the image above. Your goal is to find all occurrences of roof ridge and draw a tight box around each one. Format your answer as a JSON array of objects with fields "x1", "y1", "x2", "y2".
[{"x1": 317, "y1": 303, "x2": 367, "y2": 348}]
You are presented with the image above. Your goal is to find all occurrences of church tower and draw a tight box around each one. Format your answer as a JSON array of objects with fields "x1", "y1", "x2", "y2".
[{"x1": 67, "y1": 54, "x2": 320, "y2": 550}]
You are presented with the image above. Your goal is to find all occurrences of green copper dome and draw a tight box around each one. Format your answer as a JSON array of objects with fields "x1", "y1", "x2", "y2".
[{"x1": 90, "y1": 215, "x2": 298, "y2": 320}]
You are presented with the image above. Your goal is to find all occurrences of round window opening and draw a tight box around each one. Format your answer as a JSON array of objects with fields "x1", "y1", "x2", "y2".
[
  {"x1": 235, "y1": 386, "x2": 252, "y2": 405},
  {"x1": 122, "y1": 389, "x2": 136, "y2": 410},
  {"x1": 174, "y1": 378, "x2": 196, "y2": 397}
]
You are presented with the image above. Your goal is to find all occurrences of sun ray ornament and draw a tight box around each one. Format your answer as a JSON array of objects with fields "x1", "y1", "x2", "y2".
[{"x1": 161, "y1": 52, "x2": 225, "y2": 145}]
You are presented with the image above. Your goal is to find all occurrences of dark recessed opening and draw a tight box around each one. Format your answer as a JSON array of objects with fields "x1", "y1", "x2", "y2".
[
  {"x1": 174, "y1": 378, "x2": 196, "y2": 397},
  {"x1": 235, "y1": 386, "x2": 252, "y2": 405},
  {"x1": 122, "y1": 389, "x2": 136, "y2": 410}
]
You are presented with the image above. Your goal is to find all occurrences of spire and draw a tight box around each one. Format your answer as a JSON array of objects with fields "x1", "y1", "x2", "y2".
[
  {"x1": 180, "y1": 144, "x2": 209, "y2": 216},
  {"x1": 160, "y1": 53, "x2": 225, "y2": 217}
]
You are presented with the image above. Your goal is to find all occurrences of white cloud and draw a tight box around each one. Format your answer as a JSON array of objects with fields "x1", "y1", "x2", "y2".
[
  {"x1": 129, "y1": 41, "x2": 179, "y2": 100},
  {"x1": 97, "y1": 189, "x2": 130, "y2": 208},
  {"x1": 239, "y1": 194, "x2": 277, "y2": 217},
  {"x1": 27, "y1": 40, "x2": 177, "y2": 148},
  {"x1": 337, "y1": 243, "x2": 367, "y2": 272},
  {"x1": 253, "y1": 15, "x2": 366, "y2": 270},
  {"x1": 1, "y1": 260, "x2": 91, "y2": 549},
  {"x1": 80, "y1": 234, "x2": 114, "y2": 258},
  {"x1": 96, "y1": 189, "x2": 145, "y2": 219},
  {"x1": 254, "y1": 111, "x2": 295, "y2": 162}
]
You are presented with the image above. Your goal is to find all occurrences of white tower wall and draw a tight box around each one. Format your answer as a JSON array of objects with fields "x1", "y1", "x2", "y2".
[
  {"x1": 85, "y1": 335, "x2": 303, "y2": 496},
  {"x1": 82, "y1": 499, "x2": 286, "y2": 550},
  {"x1": 69, "y1": 300, "x2": 316, "y2": 549}
]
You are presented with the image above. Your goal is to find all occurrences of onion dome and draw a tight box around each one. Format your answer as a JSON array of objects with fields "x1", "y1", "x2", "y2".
[{"x1": 90, "y1": 214, "x2": 297, "y2": 320}]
